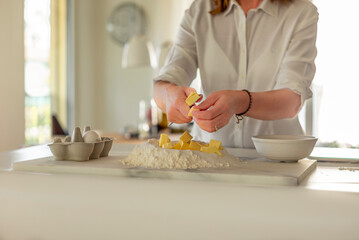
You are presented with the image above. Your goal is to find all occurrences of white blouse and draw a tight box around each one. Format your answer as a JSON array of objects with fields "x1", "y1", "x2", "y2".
[{"x1": 154, "y1": 0, "x2": 319, "y2": 148}]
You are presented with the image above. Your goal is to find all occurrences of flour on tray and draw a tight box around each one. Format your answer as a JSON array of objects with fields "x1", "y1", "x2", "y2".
[{"x1": 121, "y1": 139, "x2": 238, "y2": 169}]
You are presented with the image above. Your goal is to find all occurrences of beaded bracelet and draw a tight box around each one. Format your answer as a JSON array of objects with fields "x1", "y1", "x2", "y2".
[{"x1": 235, "y1": 89, "x2": 252, "y2": 123}]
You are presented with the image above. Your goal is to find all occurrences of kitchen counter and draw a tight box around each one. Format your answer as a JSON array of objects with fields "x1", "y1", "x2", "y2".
[{"x1": 0, "y1": 144, "x2": 358, "y2": 239}]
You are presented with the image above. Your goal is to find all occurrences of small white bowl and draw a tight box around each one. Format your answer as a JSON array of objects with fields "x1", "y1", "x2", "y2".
[{"x1": 252, "y1": 135, "x2": 318, "y2": 162}]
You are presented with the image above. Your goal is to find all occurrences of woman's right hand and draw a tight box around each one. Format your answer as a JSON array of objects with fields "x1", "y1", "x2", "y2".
[{"x1": 164, "y1": 84, "x2": 196, "y2": 124}]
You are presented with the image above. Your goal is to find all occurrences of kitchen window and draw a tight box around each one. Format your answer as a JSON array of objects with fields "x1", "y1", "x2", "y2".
[
  {"x1": 311, "y1": 0, "x2": 359, "y2": 148},
  {"x1": 24, "y1": 0, "x2": 67, "y2": 145}
]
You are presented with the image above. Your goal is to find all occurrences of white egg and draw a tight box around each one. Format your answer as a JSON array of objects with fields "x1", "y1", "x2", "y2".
[{"x1": 83, "y1": 130, "x2": 101, "y2": 143}]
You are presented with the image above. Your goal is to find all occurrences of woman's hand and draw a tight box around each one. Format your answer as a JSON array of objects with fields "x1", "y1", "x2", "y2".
[
  {"x1": 163, "y1": 83, "x2": 205, "y2": 124},
  {"x1": 191, "y1": 90, "x2": 249, "y2": 132},
  {"x1": 164, "y1": 84, "x2": 194, "y2": 123},
  {"x1": 154, "y1": 81, "x2": 203, "y2": 124}
]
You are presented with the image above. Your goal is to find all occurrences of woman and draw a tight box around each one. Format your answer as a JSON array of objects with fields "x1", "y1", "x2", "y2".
[{"x1": 153, "y1": 0, "x2": 318, "y2": 148}]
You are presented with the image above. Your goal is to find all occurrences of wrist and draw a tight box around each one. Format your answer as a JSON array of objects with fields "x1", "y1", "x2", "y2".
[
  {"x1": 164, "y1": 82, "x2": 177, "y2": 99},
  {"x1": 154, "y1": 81, "x2": 177, "y2": 113},
  {"x1": 235, "y1": 89, "x2": 252, "y2": 122}
]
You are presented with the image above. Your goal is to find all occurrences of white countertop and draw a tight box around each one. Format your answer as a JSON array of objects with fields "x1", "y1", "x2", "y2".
[{"x1": 0, "y1": 144, "x2": 358, "y2": 239}]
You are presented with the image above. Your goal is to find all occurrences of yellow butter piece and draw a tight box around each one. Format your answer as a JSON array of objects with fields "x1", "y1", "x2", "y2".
[
  {"x1": 159, "y1": 134, "x2": 170, "y2": 147},
  {"x1": 189, "y1": 141, "x2": 201, "y2": 151},
  {"x1": 163, "y1": 142, "x2": 173, "y2": 149},
  {"x1": 179, "y1": 130, "x2": 193, "y2": 143},
  {"x1": 200, "y1": 146, "x2": 215, "y2": 153},
  {"x1": 185, "y1": 92, "x2": 200, "y2": 106},
  {"x1": 180, "y1": 140, "x2": 190, "y2": 150},
  {"x1": 188, "y1": 107, "x2": 199, "y2": 117},
  {"x1": 172, "y1": 141, "x2": 181, "y2": 150},
  {"x1": 200, "y1": 146, "x2": 222, "y2": 156},
  {"x1": 209, "y1": 140, "x2": 223, "y2": 150}
]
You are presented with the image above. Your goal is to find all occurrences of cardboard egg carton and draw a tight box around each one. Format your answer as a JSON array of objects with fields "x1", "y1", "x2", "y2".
[{"x1": 48, "y1": 126, "x2": 114, "y2": 161}]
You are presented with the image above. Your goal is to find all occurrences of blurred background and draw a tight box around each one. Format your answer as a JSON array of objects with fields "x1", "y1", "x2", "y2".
[{"x1": 0, "y1": 0, "x2": 358, "y2": 151}]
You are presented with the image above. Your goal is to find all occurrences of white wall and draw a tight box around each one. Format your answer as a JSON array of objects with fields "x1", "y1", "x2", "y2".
[
  {"x1": 72, "y1": 0, "x2": 99, "y2": 131},
  {"x1": 72, "y1": 0, "x2": 192, "y2": 133},
  {"x1": 0, "y1": 0, "x2": 25, "y2": 151}
]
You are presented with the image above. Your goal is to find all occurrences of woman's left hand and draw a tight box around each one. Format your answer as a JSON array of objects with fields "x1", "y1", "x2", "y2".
[{"x1": 191, "y1": 90, "x2": 249, "y2": 132}]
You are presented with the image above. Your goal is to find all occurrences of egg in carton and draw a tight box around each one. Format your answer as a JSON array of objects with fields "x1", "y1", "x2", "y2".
[{"x1": 48, "y1": 126, "x2": 114, "y2": 161}]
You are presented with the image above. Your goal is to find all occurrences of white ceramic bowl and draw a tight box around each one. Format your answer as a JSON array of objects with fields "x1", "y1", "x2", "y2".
[{"x1": 252, "y1": 135, "x2": 318, "y2": 162}]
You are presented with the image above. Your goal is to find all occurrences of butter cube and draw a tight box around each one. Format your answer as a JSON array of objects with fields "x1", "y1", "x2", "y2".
[
  {"x1": 179, "y1": 130, "x2": 193, "y2": 143},
  {"x1": 180, "y1": 140, "x2": 190, "y2": 150},
  {"x1": 200, "y1": 143, "x2": 209, "y2": 147},
  {"x1": 159, "y1": 134, "x2": 170, "y2": 147},
  {"x1": 188, "y1": 107, "x2": 199, "y2": 117},
  {"x1": 163, "y1": 142, "x2": 173, "y2": 149},
  {"x1": 209, "y1": 140, "x2": 223, "y2": 150},
  {"x1": 189, "y1": 141, "x2": 201, "y2": 151},
  {"x1": 172, "y1": 141, "x2": 182, "y2": 150},
  {"x1": 185, "y1": 92, "x2": 200, "y2": 106},
  {"x1": 200, "y1": 146, "x2": 222, "y2": 156}
]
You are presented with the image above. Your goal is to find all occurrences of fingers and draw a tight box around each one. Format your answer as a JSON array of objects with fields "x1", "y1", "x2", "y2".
[
  {"x1": 184, "y1": 88, "x2": 203, "y2": 105},
  {"x1": 190, "y1": 91, "x2": 233, "y2": 132},
  {"x1": 167, "y1": 109, "x2": 192, "y2": 123},
  {"x1": 192, "y1": 94, "x2": 228, "y2": 120},
  {"x1": 177, "y1": 102, "x2": 193, "y2": 122},
  {"x1": 193, "y1": 112, "x2": 229, "y2": 133},
  {"x1": 196, "y1": 94, "x2": 203, "y2": 103},
  {"x1": 167, "y1": 99, "x2": 192, "y2": 123},
  {"x1": 192, "y1": 101, "x2": 226, "y2": 120},
  {"x1": 195, "y1": 94, "x2": 218, "y2": 111},
  {"x1": 166, "y1": 86, "x2": 196, "y2": 124},
  {"x1": 176, "y1": 88, "x2": 202, "y2": 121},
  {"x1": 166, "y1": 86, "x2": 208, "y2": 124},
  {"x1": 184, "y1": 87, "x2": 197, "y2": 97}
]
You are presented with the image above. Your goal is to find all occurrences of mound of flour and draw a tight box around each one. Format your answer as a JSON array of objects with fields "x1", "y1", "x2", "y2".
[{"x1": 121, "y1": 139, "x2": 238, "y2": 169}]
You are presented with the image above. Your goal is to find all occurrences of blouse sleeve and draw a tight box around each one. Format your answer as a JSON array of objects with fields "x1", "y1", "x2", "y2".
[
  {"x1": 274, "y1": 3, "x2": 319, "y2": 106},
  {"x1": 153, "y1": 3, "x2": 198, "y2": 87}
]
